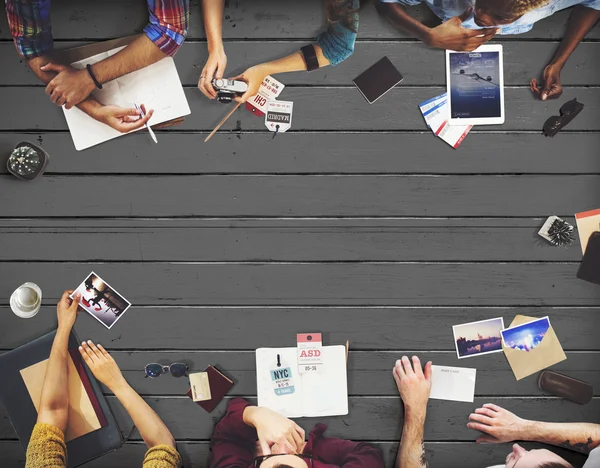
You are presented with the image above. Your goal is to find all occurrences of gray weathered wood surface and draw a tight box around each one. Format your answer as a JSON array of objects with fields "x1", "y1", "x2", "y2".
[{"x1": 0, "y1": 0, "x2": 598, "y2": 467}]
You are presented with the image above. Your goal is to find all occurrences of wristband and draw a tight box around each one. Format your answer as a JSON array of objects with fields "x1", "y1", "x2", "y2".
[
  {"x1": 300, "y1": 45, "x2": 319, "y2": 72},
  {"x1": 86, "y1": 64, "x2": 103, "y2": 90}
]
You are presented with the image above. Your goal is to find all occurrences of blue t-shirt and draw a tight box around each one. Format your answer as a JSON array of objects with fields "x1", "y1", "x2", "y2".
[
  {"x1": 380, "y1": 0, "x2": 600, "y2": 34},
  {"x1": 316, "y1": 0, "x2": 360, "y2": 65}
]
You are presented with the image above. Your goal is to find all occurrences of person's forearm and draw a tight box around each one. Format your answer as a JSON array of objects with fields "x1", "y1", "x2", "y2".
[
  {"x1": 112, "y1": 381, "x2": 176, "y2": 448},
  {"x1": 522, "y1": 420, "x2": 600, "y2": 455},
  {"x1": 38, "y1": 327, "x2": 71, "y2": 431},
  {"x1": 257, "y1": 46, "x2": 331, "y2": 76},
  {"x1": 397, "y1": 410, "x2": 428, "y2": 468},
  {"x1": 90, "y1": 35, "x2": 166, "y2": 85},
  {"x1": 375, "y1": 2, "x2": 432, "y2": 44},
  {"x1": 202, "y1": 0, "x2": 225, "y2": 52},
  {"x1": 548, "y1": 6, "x2": 600, "y2": 70}
]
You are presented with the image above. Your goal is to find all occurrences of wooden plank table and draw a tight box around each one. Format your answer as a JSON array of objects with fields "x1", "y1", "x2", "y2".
[{"x1": 0, "y1": 1, "x2": 598, "y2": 467}]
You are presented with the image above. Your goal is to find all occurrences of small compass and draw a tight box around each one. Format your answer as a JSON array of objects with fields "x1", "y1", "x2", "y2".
[{"x1": 7, "y1": 142, "x2": 49, "y2": 181}]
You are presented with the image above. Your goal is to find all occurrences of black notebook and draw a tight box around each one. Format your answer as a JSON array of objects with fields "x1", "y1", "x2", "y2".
[
  {"x1": 353, "y1": 56, "x2": 404, "y2": 104},
  {"x1": 577, "y1": 231, "x2": 600, "y2": 285},
  {"x1": 0, "y1": 330, "x2": 122, "y2": 467}
]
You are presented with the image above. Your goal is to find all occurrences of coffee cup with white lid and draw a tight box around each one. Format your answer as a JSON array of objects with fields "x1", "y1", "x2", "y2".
[{"x1": 10, "y1": 283, "x2": 42, "y2": 318}]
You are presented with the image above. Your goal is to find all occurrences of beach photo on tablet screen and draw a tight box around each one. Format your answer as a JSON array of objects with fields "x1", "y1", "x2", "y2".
[
  {"x1": 453, "y1": 317, "x2": 505, "y2": 358},
  {"x1": 446, "y1": 45, "x2": 504, "y2": 125},
  {"x1": 71, "y1": 272, "x2": 131, "y2": 329}
]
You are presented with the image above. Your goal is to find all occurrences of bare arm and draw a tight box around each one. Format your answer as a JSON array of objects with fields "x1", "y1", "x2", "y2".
[
  {"x1": 375, "y1": 2, "x2": 433, "y2": 43},
  {"x1": 231, "y1": 47, "x2": 330, "y2": 103},
  {"x1": 394, "y1": 356, "x2": 433, "y2": 468},
  {"x1": 531, "y1": 5, "x2": 600, "y2": 100},
  {"x1": 79, "y1": 341, "x2": 176, "y2": 448},
  {"x1": 198, "y1": 0, "x2": 227, "y2": 98},
  {"x1": 468, "y1": 404, "x2": 600, "y2": 454},
  {"x1": 37, "y1": 291, "x2": 80, "y2": 432}
]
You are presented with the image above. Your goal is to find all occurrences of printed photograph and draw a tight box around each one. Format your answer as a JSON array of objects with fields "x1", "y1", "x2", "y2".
[
  {"x1": 71, "y1": 272, "x2": 131, "y2": 329},
  {"x1": 501, "y1": 317, "x2": 551, "y2": 352},
  {"x1": 453, "y1": 317, "x2": 505, "y2": 359}
]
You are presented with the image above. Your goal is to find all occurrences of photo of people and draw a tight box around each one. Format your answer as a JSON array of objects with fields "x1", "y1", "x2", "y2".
[
  {"x1": 501, "y1": 317, "x2": 551, "y2": 352},
  {"x1": 453, "y1": 317, "x2": 505, "y2": 359},
  {"x1": 71, "y1": 272, "x2": 131, "y2": 329}
]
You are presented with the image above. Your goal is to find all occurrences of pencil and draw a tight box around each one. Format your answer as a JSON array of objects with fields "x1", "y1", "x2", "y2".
[{"x1": 204, "y1": 102, "x2": 242, "y2": 143}]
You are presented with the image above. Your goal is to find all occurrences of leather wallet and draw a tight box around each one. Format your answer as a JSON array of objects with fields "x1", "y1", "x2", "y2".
[
  {"x1": 577, "y1": 231, "x2": 600, "y2": 285},
  {"x1": 538, "y1": 370, "x2": 593, "y2": 405},
  {"x1": 186, "y1": 365, "x2": 234, "y2": 413}
]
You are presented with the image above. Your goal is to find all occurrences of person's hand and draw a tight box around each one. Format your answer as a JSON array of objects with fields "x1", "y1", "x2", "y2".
[
  {"x1": 426, "y1": 8, "x2": 498, "y2": 52},
  {"x1": 468, "y1": 404, "x2": 529, "y2": 443},
  {"x1": 393, "y1": 356, "x2": 432, "y2": 414},
  {"x1": 56, "y1": 290, "x2": 80, "y2": 331},
  {"x1": 198, "y1": 46, "x2": 228, "y2": 99},
  {"x1": 79, "y1": 340, "x2": 128, "y2": 391},
  {"x1": 243, "y1": 406, "x2": 305, "y2": 455},
  {"x1": 41, "y1": 63, "x2": 96, "y2": 108},
  {"x1": 92, "y1": 104, "x2": 154, "y2": 133},
  {"x1": 530, "y1": 64, "x2": 563, "y2": 101},
  {"x1": 230, "y1": 64, "x2": 269, "y2": 103}
]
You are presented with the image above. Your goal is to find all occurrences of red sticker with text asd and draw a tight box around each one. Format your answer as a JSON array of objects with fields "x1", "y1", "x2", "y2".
[{"x1": 297, "y1": 333, "x2": 323, "y2": 373}]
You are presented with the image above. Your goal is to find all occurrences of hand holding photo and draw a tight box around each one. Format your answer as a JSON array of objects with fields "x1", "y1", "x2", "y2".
[
  {"x1": 452, "y1": 317, "x2": 504, "y2": 359},
  {"x1": 501, "y1": 316, "x2": 550, "y2": 352},
  {"x1": 71, "y1": 272, "x2": 131, "y2": 329}
]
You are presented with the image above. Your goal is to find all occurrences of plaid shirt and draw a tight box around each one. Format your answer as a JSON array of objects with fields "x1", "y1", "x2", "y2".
[{"x1": 5, "y1": 0, "x2": 189, "y2": 60}]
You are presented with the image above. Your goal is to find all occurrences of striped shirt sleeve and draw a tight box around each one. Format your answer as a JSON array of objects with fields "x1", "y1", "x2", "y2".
[
  {"x1": 5, "y1": 0, "x2": 54, "y2": 60},
  {"x1": 143, "y1": 0, "x2": 190, "y2": 56}
]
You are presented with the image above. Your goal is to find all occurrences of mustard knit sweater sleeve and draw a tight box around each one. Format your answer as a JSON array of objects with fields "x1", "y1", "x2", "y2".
[
  {"x1": 25, "y1": 422, "x2": 181, "y2": 468},
  {"x1": 25, "y1": 422, "x2": 68, "y2": 468}
]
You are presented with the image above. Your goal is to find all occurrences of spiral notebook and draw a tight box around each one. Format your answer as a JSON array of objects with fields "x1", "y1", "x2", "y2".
[{"x1": 256, "y1": 345, "x2": 348, "y2": 418}]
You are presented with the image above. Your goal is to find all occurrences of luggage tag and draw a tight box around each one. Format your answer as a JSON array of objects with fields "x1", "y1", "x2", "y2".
[
  {"x1": 245, "y1": 76, "x2": 285, "y2": 117},
  {"x1": 270, "y1": 353, "x2": 296, "y2": 396},
  {"x1": 297, "y1": 333, "x2": 323, "y2": 374},
  {"x1": 265, "y1": 100, "x2": 293, "y2": 138}
]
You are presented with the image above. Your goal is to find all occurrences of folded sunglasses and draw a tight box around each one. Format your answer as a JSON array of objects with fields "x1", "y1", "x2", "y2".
[
  {"x1": 145, "y1": 362, "x2": 188, "y2": 378},
  {"x1": 543, "y1": 98, "x2": 584, "y2": 137}
]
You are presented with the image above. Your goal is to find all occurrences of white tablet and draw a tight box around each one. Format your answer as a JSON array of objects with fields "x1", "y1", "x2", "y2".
[{"x1": 446, "y1": 45, "x2": 504, "y2": 126}]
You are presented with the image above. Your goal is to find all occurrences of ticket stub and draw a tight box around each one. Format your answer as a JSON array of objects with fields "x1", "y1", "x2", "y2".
[
  {"x1": 271, "y1": 356, "x2": 296, "y2": 396},
  {"x1": 246, "y1": 76, "x2": 285, "y2": 117},
  {"x1": 419, "y1": 93, "x2": 448, "y2": 135},
  {"x1": 265, "y1": 100, "x2": 293, "y2": 133},
  {"x1": 189, "y1": 372, "x2": 212, "y2": 402},
  {"x1": 437, "y1": 120, "x2": 473, "y2": 149},
  {"x1": 297, "y1": 333, "x2": 323, "y2": 373}
]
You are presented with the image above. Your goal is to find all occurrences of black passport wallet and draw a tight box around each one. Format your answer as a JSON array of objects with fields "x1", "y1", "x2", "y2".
[
  {"x1": 353, "y1": 56, "x2": 404, "y2": 104},
  {"x1": 0, "y1": 330, "x2": 122, "y2": 467},
  {"x1": 577, "y1": 231, "x2": 600, "y2": 285}
]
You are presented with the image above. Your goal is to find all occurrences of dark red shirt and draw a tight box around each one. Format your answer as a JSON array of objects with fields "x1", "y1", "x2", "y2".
[{"x1": 210, "y1": 399, "x2": 385, "y2": 468}]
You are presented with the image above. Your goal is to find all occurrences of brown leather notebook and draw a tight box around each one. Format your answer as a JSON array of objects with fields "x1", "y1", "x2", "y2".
[{"x1": 186, "y1": 366, "x2": 234, "y2": 413}]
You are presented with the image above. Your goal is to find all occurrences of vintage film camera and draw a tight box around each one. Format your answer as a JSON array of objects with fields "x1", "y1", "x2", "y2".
[{"x1": 212, "y1": 78, "x2": 249, "y2": 104}]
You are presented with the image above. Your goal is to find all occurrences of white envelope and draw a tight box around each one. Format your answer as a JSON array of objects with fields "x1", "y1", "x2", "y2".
[{"x1": 430, "y1": 365, "x2": 476, "y2": 403}]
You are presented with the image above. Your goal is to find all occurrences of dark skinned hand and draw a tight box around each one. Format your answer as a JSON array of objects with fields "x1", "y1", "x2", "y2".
[
  {"x1": 530, "y1": 64, "x2": 563, "y2": 100},
  {"x1": 426, "y1": 7, "x2": 498, "y2": 52}
]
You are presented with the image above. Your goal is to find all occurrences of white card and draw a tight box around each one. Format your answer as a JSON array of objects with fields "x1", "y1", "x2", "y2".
[
  {"x1": 430, "y1": 365, "x2": 476, "y2": 403},
  {"x1": 265, "y1": 100, "x2": 293, "y2": 134},
  {"x1": 437, "y1": 120, "x2": 473, "y2": 149},
  {"x1": 245, "y1": 76, "x2": 285, "y2": 117}
]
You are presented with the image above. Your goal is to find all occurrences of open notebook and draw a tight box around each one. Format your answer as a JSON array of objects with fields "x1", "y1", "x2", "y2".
[
  {"x1": 256, "y1": 346, "x2": 348, "y2": 418},
  {"x1": 63, "y1": 45, "x2": 190, "y2": 150}
]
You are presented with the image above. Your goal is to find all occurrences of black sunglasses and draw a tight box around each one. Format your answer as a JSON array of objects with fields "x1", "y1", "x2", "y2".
[
  {"x1": 542, "y1": 98, "x2": 584, "y2": 137},
  {"x1": 144, "y1": 362, "x2": 188, "y2": 378},
  {"x1": 254, "y1": 454, "x2": 314, "y2": 467}
]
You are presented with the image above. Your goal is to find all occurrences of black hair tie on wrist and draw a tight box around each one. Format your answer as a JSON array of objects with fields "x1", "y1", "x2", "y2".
[
  {"x1": 86, "y1": 64, "x2": 103, "y2": 89},
  {"x1": 301, "y1": 45, "x2": 319, "y2": 72}
]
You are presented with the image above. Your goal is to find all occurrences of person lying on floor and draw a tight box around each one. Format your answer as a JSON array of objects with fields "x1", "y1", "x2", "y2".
[
  {"x1": 468, "y1": 403, "x2": 600, "y2": 468},
  {"x1": 5, "y1": 0, "x2": 191, "y2": 132},
  {"x1": 392, "y1": 355, "x2": 600, "y2": 468},
  {"x1": 210, "y1": 398, "x2": 385, "y2": 467},
  {"x1": 198, "y1": 0, "x2": 361, "y2": 102},
  {"x1": 375, "y1": 0, "x2": 600, "y2": 100},
  {"x1": 25, "y1": 290, "x2": 181, "y2": 468}
]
